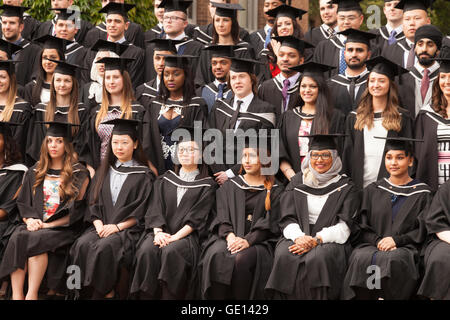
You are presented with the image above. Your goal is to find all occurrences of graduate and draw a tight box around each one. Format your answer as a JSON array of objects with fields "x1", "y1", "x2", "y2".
[
  {"x1": 130, "y1": 126, "x2": 217, "y2": 300},
  {"x1": 370, "y1": 0, "x2": 405, "y2": 53},
  {"x1": 304, "y1": 0, "x2": 338, "y2": 47},
  {"x1": 0, "y1": 4, "x2": 41, "y2": 87},
  {"x1": 278, "y1": 62, "x2": 345, "y2": 181},
  {"x1": 414, "y1": 57, "x2": 450, "y2": 191},
  {"x1": 80, "y1": 57, "x2": 145, "y2": 171},
  {"x1": 342, "y1": 56, "x2": 413, "y2": 190},
  {"x1": 265, "y1": 134, "x2": 359, "y2": 300},
  {"x1": 0, "y1": 0, "x2": 40, "y2": 41},
  {"x1": 0, "y1": 39, "x2": 24, "y2": 98},
  {"x1": 200, "y1": 132, "x2": 284, "y2": 299},
  {"x1": 69, "y1": 118, "x2": 155, "y2": 300},
  {"x1": 0, "y1": 60, "x2": 32, "y2": 161},
  {"x1": 342, "y1": 137, "x2": 431, "y2": 300},
  {"x1": 312, "y1": 0, "x2": 365, "y2": 78},
  {"x1": 142, "y1": 54, "x2": 207, "y2": 176},
  {"x1": 208, "y1": 58, "x2": 276, "y2": 185},
  {"x1": 327, "y1": 28, "x2": 375, "y2": 115},
  {"x1": 194, "y1": 2, "x2": 254, "y2": 89},
  {"x1": 26, "y1": 60, "x2": 87, "y2": 167},
  {"x1": 197, "y1": 44, "x2": 235, "y2": 114},
  {"x1": 144, "y1": 0, "x2": 165, "y2": 41},
  {"x1": 258, "y1": 36, "x2": 312, "y2": 121},
  {"x1": 0, "y1": 121, "x2": 90, "y2": 300}
]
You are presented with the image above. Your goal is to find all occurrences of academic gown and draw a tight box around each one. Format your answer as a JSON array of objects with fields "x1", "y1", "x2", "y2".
[
  {"x1": 130, "y1": 170, "x2": 217, "y2": 298},
  {"x1": 142, "y1": 97, "x2": 208, "y2": 176},
  {"x1": 370, "y1": 26, "x2": 405, "y2": 54},
  {"x1": 69, "y1": 163, "x2": 155, "y2": 297},
  {"x1": 82, "y1": 21, "x2": 145, "y2": 49},
  {"x1": 439, "y1": 36, "x2": 450, "y2": 58},
  {"x1": 193, "y1": 24, "x2": 250, "y2": 46},
  {"x1": 417, "y1": 179, "x2": 450, "y2": 300},
  {"x1": 265, "y1": 174, "x2": 360, "y2": 299},
  {"x1": 327, "y1": 72, "x2": 369, "y2": 115},
  {"x1": 25, "y1": 102, "x2": 88, "y2": 166},
  {"x1": 0, "y1": 163, "x2": 90, "y2": 290},
  {"x1": 198, "y1": 81, "x2": 233, "y2": 114},
  {"x1": 278, "y1": 107, "x2": 346, "y2": 175},
  {"x1": 34, "y1": 17, "x2": 93, "y2": 46},
  {"x1": 249, "y1": 28, "x2": 267, "y2": 60},
  {"x1": 382, "y1": 38, "x2": 411, "y2": 68},
  {"x1": 24, "y1": 81, "x2": 50, "y2": 108},
  {"x1": 0, "y1": 98, "x2": 32, "y2": 161},
  {"x1": 13, "y1": 38, "x2": 41, "y2": 87},
  {"x1": 342, "y1": 110, "x2": 413, "y2": 190},
  {"x1": 199, "y1": 176, "x2": 283, "y2": 299},
  {"x1": 64, "y1": 42, "x2": 90, "y2": 86},
  {"x1": 135, "y1": 78, "x2": 159, "y2": 111},
  {"x1": 342, "y1": 178, "x2": 431, "y2": 300},
  {"x1": 81, "y1": 81, "x2": 102, "y2": 111},
  {"x1": 312, "y1": 36, "x2": 344, "y2": 79},
  {"x1": 144, "y1": 24, "x2": 196, "y2": 42},
  {"x1": 207, "y1": 96, "x2": 277, "y2": 175},
  {"x1": 304, "y1": 25, "x2": 334, "y2": 47}
]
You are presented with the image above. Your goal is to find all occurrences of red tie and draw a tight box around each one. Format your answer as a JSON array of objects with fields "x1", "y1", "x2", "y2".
[{"x1": 421, "y1": 68, "x2": 430, "y2": 103}]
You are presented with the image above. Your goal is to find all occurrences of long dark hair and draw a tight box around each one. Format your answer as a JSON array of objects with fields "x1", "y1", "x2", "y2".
[
  {"x1": 272, "y1": 16, "x2": 304, "y2": 39},
  {"x1": 431, "y1": 75, "x2": 448, "y2": 118},
  {"x1": 91, "y1": 134, "x2": 151, "y2": 204},
  {"x1": 298, "y1": 73, "x2": 333, "y2": 135},
  {"x1": 158, "y1": 65, "x2": 196, "y2": 105},
  {"x1": 212, "y1": 14, "x2": 241, "y2": 44},
  {"x1": 0, "y1": 131, "x2": 22, "y2": 166}
]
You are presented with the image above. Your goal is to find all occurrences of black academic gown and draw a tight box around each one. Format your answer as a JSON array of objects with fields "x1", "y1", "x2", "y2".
[
  {"x1": 65, "y1": 42, "x2": 90, "y2": 86},
  {"x1": 26, "y1": 102, "x2": 88, "y2": 166},
  {"x1": 13, "y1": 38, "x2": 41, "y2": 87},
  {"x1": 24, "y1": 80, "x2": 50, "y2": 108},
  {"x1": 312, "y1": 36, "x2": 344, "y2": 79},
  {"x1": 69, "y1": 163, "x2": 154, "y2": 297},
  {"x1": 342, "y1": 178, "x2": 431, "y2": 300},
  {"x1": 142, "y1": 97, "x2": 208, "y2": 176},
  {"x1": 342, "y1": 110, "x2": 414, "y2": 190},
  {"x1": 249, "y1": 28, "x2": 267, "y2": 60},
  {"x1": 135, "y1": 78, "x2": 159, "y2": 111},
  {"x1": 82, "y1": 21, "x2": 145, "y2": 49},
  {"x1": 327, "y1": 71, "x2": 369, "y2": 116},
  {"x1": 417, "y1": 179, "x2": 450, "y2": 300},
  {"x1": 370, "y1": 25, "x2": 405, "y2": 54},
  {"x1": 193, "y1": 24, "x2": 250, "y2": 46},
  {"x1": 130, "y1": 170, "x2": 217, "y2": 298},
  {"x1": 0, "y1": 163, "x2": 90, "y2": 290},
  {"x1": 278, "y1": 107, "x2": 346, "y2": 174},
  {"x1": 382, "y1": 38, "x2": 411, "y2": 68},
  {"x1": 145, "y1": 23, "x2": 196, "y2": 42},
  {"x1": 199, "y1": 176, "x2": 283, "y2": 299},
  {"x1": 34, "y1": 17, "x2": 93, "y2": 46},
  {"x1": 304, "y1": 25, "x2": 333, "y2": 47},
  {"x1": 265, "y1": 174, "x2": 359, "y2": 299},
  {"x1": 198, "y1": 81, "x2": 233, "y2": 114}
]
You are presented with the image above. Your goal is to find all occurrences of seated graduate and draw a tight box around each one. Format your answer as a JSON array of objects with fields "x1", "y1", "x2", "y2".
[
  {"x1": 417, "y1": 175, "x2": 450, "y2": 299},
  {"x1": 0, "y1": 122, "x2": 27, "y2": 299},
  {"x1": 0, "y1": 121, "x2": 90, "y2": 300},
  {"x1": 265, "y1": 134, "x2": 359, "y2": 300},
  {"x1": 200, "y1": 131, "x2": 283, "y2": 300},
  {"x1": 0, "y1": 60, "x2": 31, "y2": 162},
  {"x1": 142, "y1": 54, "x2": 208, "y2": 176},
  {"x1": 26, "y1": 60, "x2": 87, "y2": 167},
  {"x1": 130, "y1": 126, "x2": 217, "y2": 300},
  {"x1": 278, "y1": 62, "x2": 345, "y2": 182},
  {"x1": 342, "y1": 137, "x2": 431, "y2": 300},
  {"x1": 0, "y1": 39, "x2": 24, "y2": 97},
  {"x1": 69, "y1": 119, "x2": 155, "y2": 300},
  {"x1": 342, "y1": 56, "x2": 413, "y2": 190}
]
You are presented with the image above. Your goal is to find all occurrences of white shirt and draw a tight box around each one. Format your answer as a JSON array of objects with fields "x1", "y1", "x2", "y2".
[
  {"x1": 167, "y1": 31, "x2": 187, "y2": 41},
  {"x1": 363, "y1": 117, "x2": 387, "y2": 188},
  {"x1": 264, "y1": 24, "x2": 272, "y2": 35},
  {"x1": 344, "y1": 68, "x2": 369, "y2": 98},
  {"x1": 177, "y1": 168, "x2": 199, "y2": 206},
  {"x1": 414, "y1": 61, "x2": 440, "y2": 116},
  {"x1": 385, "y1": 23, "x2": 403, "y2": 36}
]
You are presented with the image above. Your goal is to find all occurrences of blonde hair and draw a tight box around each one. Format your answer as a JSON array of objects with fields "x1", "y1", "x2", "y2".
[{"x1": 0, "y1": 73, "x2": 18, "y2": 122}]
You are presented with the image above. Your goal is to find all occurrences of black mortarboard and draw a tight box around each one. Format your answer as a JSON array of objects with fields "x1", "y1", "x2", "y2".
[
  {"x1": 147, "y1": 38, "x2": 182, "y2": 53},
  {"x1": 433, "y1": 57, "x2": 450, "y2": 73},
  {"x1": 34, "y1": 34, "x2": 72, "y2": 53},
  {"x1": 158, "y1": 54, "x2": 198, "y2": 68},
  {"x1": 90, "y1": 39, "x2": 129, "y2": 56},
  {"x1": 339, "y1": 28, "x2": 377, "y2": 46},
  {"x1": 47, "y1": 59, "x2": 85, "y2": 77},
  {"x1": 414, "y1": 24, "x2": 443, "y2": 49},
  {"x1": 203, "y1": 44, "x2": 239, "y2": 58},
  {"x1": 0, "y1": 39, "x2": 22, "y2": 59},
  {"x1": 230, "y1": 57, "x2": 262, "y2": 74},
  {"x1": 39, "y1": 121, "x2": 80, "y2": 142},
  {"x1": 0, "y1": 60, "x2": 18, "y2": 74},
  {"x1": 158, "y1": 0, "x2": 193, "y2": 13},
  {"x1": 101, "y1": 118, "x2": 141, "y2": 139},
  {"x1": 395, "y1": 0, "x2": 432, "y2": 12},
  {"x1": 265, "y1": 4, "x2": 307, "y2": 20},
  {"x1": 99, "y1": 2, "x2": 135, "y2": 18},
  {"x1": 331, "y1": 0, "x2": 363, "y2": 12},
  {"x1": 0, "y1": 4, "x2": 28, "y2": 17},
  {"x1": 51, "y1": 7, "x2": 81, "y2": 22},
  {"x1": 375, "y1": 136, "x2": 423, "y2": 156},
  {"x1": 365, "y1": 55, "x2": 409, "y2": 79},
  {"x1": 211, "y1": 2, "x2": 244, "y2": 18},
  {"x1": 271, "y1": 36, "x2": 314, "y2": 54},
  {"x1": 306, "y1": 134, "x2": 346, "y2": 151},
  {"x1": 96, "y1": 57, "x2": 134, "y2": 72},
  {"x1": 289, "y1": 61, "x2": 336, "y2": 77},
  {"x1": 0, "y1": 121, "x2": 20, "y2": 136}
]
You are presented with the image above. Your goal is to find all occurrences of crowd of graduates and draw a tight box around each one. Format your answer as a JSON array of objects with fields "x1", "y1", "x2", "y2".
[{"x1": 0, "y1": 0, "x2": 449, "y2": 301}]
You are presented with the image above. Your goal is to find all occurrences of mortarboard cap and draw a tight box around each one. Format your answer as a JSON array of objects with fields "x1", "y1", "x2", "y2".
[
  {"x1": 158, "y1": 0, "x2": 193, "y2": 13},
  {"x1": 266, "y1": 4, "x2": 307, "y2": 20},
  {"x1": 90, "y1": 39, "x2": 129, "y2": 56},
  {"x1": 306, "y1": 133, "x2": 346, "y2": 151},
  {"x1": 51, "y1": 7, "x2": 81, "y2": 22},
  {"x1": 0, "y1": 4, "x2": 28, "y2": 18},
  {"x1": 331, "y1": 0, "x2": 363, "y2": 12},
  {"x1": 432, "y1": 57, "x2": 450, "y2": 73},
  {"x1": 146, "y1": 38, "x2": 182, "y2": 53},
  {"x1": 211, "y1": 2, "x2": 244, "y2": 18},
  {"x1": 101, "y1": 118, "x2": 141, "y2": 139},
  {"x1": 158, "y1": 54, "x2": 198, "y2": 68},
  {"x1": 272, "y1": 36, "x2": 314, "y2": 54},
  {"x1": 230, "y1": 57, "x2": 262, "y2": 74},
  {"x1": 34, "y1": 34, "x2": 72, "y2": 54},
  {"x1": 374, "y1": 136, "x2": 423, "y2": 156},
  {"x1": 365, "y1": 55, "x2": 409, "y2": 79},
  {"x1": 339, "y1": 28, "x2": 377, "y2": 46},
  {"x1": 99, "y1": 2, "x2": 135, "y2": 18},
  {"x1": 395, "y1": 0, "x2": 432, "y2": 12},
  {"x1": 203, "y1": 44, "x2": 239, "y2": 58},
  {"x1": 0, "y1": 59, "x2": 18, "y2": 75},
  {"x1": 289, "y1": 61, "x2": 336, "y2": 77},
  {"x1": 95, "y1": 56, "x2": 135, "y2": 72},
  {"x1": 38, "y1": 121, "x2": 80, "y2": 142},
  {"x1": 0, "y1": 39, "x2": 22, "y2": 59},
  {"x1": 47, "y1": 59, "x2": 85, "y2": 77},
  {"x1": 0, "y1": 121, "x2": 20, "y2": 136}
]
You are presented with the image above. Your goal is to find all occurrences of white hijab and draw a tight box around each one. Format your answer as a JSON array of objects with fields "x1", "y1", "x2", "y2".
[{"x1": 301, "y1": 149, "x2": 342, "y2": 188}]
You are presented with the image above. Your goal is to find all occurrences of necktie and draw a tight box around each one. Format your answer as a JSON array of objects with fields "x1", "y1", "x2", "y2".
[
  {"x1": 327, "y1": 27, "x2": 335, "y2": 39},
  {"x1": 388, "y1": 30, "x2": 397, "y2": 45},
  {"x1": 339, "y1": 48, "x2": 347, "y2": 75},
  {"x1": 421, "y1": 68, "x2": 430, "y2": 103},
  {"x1": 406, "y1": 44, "x2": 415, "y2": 69},
  {"x1": 348, "y1": 76, "x2": 359, "y2": 109},
  {"x1": 230, "y1": 100, "x2": 243, "y2": 129},
  {"x1": 159, "y1": 26, "x2": 165, "y2": 39},
  {"x1": 282, "y1": 79, "x2": 290, "y2": 112},
  {"x1": 264, "y1": 27, "x2": 272, "y2": 49},
  {"x1": 217, "y1": 83, "x2": 226, "y2": 99}
]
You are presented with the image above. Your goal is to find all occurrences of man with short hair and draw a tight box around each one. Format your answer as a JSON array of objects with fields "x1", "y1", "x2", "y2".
[
  {"x1": 305, "y1": 0, "x2": 339, "y2": 47},
  {"x1": 0, "y1": 0, "x2": 40, "y2": 40}
]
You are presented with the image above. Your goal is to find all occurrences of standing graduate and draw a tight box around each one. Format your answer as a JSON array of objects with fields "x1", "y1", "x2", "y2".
[
  {"x1": 304, "y1": 0, "x2": 339, "y2": 47},
  {"x1": 0, "y1": 121, "x2": 90, "y2": 300},
  {"x1": 208, "y1": 58, "x2": 277, "y2": 185},
  {"x1": 342, "y1": 137, "x2": 430, "y2": 300},
  {"x1": 142, "y1": 55, "x2": 207, "y2": 176},
  {"x1": 200, "y1": 133, "x2": 284, "y2": 299},
  {"x1": 370, "y1": 0, "x2": 404, "y2": 53},
  {"x1": 130, "y1": 126, "x2": 217, "y2": 300},
  {"x1": 0, "y1": 0, "x2": 40, "y2": 41},
  {"x1": 26, "y1": 60, "x2": 87, "y2": 167},
  {"x1": 265, "y1": 134, "x2": 360, "y2": 300},
  {"x1": 414, "y1": 57, "x2": 450, "y2": 192},
  {"x1": 69, "y1": 118, "x2": 155, "y2": 300},
  {"x1": 278, "y1": 62, "x2": 345, "y2": 181},
  {"x1": 80, "y1": 57, "x2": 145, "y2": 171},
  {"x1": 0, "y1": 4, "x2": 41, "y2": 87},
  {"x1": 327, "y1": 29, "x2": 375, "y2": 115},
  {"x1": 0, "y1": 60, "x2": 32, "y2": 161},
  {"x1": 342, "y1": 56, "x2": 413, "y2": 190}
]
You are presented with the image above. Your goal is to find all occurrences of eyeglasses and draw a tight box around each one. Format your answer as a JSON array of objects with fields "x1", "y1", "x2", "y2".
[
  {"x1": 178, "y1": 147, "x2": 199, "y2": 154},
  {"x1": 163, "y1": 16, "x2": 186, "y2": 22},
  {"x1": 310, "y1": 152, "x2": 332, "y2": 160}
]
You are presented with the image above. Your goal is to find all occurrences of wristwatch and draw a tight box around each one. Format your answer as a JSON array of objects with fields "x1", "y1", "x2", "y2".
[{"x1": 313, "y1": 236, "x2": 322, "y2": 245}]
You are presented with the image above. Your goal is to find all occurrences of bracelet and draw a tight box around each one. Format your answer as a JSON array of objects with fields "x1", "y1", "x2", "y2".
[{"x1": 116, "y1": 224, "x2": 121, "y2": 232}]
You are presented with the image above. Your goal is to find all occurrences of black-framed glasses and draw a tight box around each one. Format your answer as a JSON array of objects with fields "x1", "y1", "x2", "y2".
[
  {"x1": 163, "y1": 16, "x2": 186, "y2": 22},
  {"x1": 310, "y1": 152, "x2": 332, "y2": 160},
  {"x1": 178, "y1": 147, "x2": 199, "y2": 154}
]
